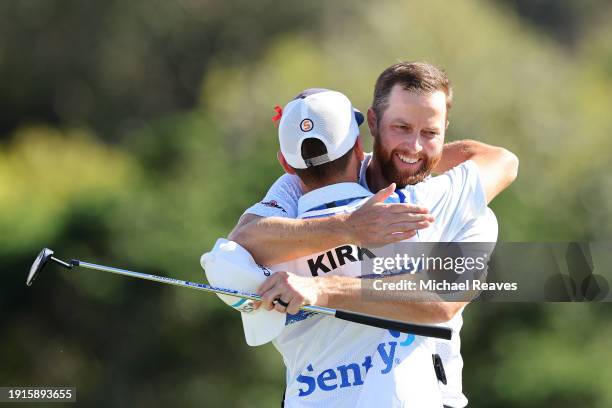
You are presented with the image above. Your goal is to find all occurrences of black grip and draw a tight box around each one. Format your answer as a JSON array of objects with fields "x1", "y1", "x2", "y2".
[{"x1": 334, "y1": 309, "x2": 452, "y2": 340}]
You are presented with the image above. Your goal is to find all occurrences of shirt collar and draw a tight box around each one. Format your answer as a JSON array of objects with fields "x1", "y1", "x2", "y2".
[
  {"x1": 358, "y1": 152, "x2": 432, "y2": 191},
  {"x1": 298, "y1": 182, "x2": 373, "y2": 215},
  {"x1": 358, "y1": 153, "x2": 372, "y2": 190}
]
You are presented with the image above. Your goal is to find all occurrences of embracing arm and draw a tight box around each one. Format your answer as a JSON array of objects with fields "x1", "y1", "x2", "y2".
[
  {"x1": 257, "y1": 271, "x2": 465, "y2": 324},
  {"x1": 229, "y1": 184, "x2": 433, "y2": 265},
  {"x1": 229, "y1": 213, "x2": 352, "y2": 265},
  {"x1": 434, "y1": 140, "x2": 519, "y2": 203},
  {"x1": 317, "y1": 275, "x2": 466, "y2": 323}
]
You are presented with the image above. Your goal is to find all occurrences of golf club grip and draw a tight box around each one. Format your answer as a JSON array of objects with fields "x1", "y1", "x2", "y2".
[{"x1": 334, "y1": 310, "x2": 452, "y2": 340}]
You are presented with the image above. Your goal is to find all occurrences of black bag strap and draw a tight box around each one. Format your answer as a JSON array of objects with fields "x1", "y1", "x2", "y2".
[{"x1": 432, "y1": 353, "x2": 447, "y2": 385}]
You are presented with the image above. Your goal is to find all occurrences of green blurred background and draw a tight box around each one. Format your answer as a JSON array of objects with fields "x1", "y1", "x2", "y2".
[{"x1": 1, "y1": 0, "x2": 612, "y2": 406}]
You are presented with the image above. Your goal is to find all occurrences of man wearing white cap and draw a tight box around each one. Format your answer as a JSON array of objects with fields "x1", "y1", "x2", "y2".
[
  {"x1": 206, "y1": 87, "x2": 446, "y2": 406},
  {"x1": 225, "y1": 62, "x2": 517, "y2": 407}
]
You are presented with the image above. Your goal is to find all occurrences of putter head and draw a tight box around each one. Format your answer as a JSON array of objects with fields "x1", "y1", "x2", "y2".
[{"x1": 26, "y1": 248, "x2": 54, "y2": 286}]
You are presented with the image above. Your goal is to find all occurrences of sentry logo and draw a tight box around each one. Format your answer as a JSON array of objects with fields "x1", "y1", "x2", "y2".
[{"x1": 296, "y1": 330, "x2": 415, "y2": 397}]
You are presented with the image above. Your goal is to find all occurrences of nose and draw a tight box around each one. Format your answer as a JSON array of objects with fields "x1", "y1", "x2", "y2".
[{"x1": 400, "y1": 134, "x2": 422, "y2": 155}]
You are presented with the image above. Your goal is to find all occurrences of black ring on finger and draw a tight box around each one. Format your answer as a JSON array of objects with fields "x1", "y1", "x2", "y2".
[{"x1": 275, "y1": 298, "x2": 289, "y2": 308}]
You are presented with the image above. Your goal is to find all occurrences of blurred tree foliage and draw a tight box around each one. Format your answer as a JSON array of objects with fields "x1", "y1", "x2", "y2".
[
  {"x1": 496, "y1": 0, "x2": 609, "y2": 46},
  {"x1": 1, "y1": 0, "x2": 612, "y2": 406},
  {"x1": 0, "y1": 0, "x2": 329, "y2": 141}
]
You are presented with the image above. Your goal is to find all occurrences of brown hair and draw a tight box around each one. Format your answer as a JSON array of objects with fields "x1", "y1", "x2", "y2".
[{"x1": 372, "y1": 61, "x2": 453, "y2": 120}]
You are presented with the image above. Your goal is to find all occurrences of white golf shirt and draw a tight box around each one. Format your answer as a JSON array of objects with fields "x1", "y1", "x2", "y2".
[{"x1": 246, "y1": 154, "x2": 494, "y2": 407}]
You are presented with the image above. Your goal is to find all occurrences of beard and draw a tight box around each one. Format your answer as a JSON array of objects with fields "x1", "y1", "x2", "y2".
[{"x1": 373, "y1": 132, "x2": 441, "y2": 188}]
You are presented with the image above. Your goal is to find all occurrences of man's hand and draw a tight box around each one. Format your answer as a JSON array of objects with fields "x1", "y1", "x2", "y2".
[
  {"x1": 229, "y1": 183, "x2": 433, "y2": 265},
  {"x1": 254, "y1": 271, "x2": 463, "y2": 324},
  {"x1": 342, "y1": 183, "x2": 434, "y2": 247},
  {"x1": 256, "y1": 271, "x2": 326, "y2": 315}
]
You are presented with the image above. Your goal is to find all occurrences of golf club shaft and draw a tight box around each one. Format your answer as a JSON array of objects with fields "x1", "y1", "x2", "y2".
[
  {"x1": 73, "y1": 260, "x2": 452, "y2": 340},
  {"x1": 50, "y1": 256, "x2": 72, "y2": 269}
]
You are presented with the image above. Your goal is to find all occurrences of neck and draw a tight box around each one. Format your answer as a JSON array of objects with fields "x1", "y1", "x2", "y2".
[
  {"x1": 366, "y1": 155, "x2": 389, "y2": 192},
  {"x1": 302, "y1": 173, "x2": 358, "y2": 193}
]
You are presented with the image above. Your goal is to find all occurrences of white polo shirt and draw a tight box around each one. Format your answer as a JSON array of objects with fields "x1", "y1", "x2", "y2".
[
  {"x1": 271, "y1": 182, "x2": 443, "y2": 407},
  {"x1": 247, "y1": 154, "x2": 485, "y2": 240},
  {"x1": 434, "y1": 207, "x2": 497, "y2": 408},
  {"x1": 246, "y1": 154, "x2": 494, "y2": 407}
]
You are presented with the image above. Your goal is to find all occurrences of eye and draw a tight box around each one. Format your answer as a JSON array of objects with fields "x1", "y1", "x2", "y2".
[{"x1": 422, "y1": 130, "x2": 438, "y2": 138}]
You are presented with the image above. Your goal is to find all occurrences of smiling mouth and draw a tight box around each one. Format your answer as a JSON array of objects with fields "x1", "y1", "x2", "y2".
[{"x1": 395, "y1": 153, "x2": 422, "y2": 165}]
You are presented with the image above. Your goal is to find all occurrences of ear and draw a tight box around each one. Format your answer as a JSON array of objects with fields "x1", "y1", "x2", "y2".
[
  {"x1": 445, "y1": 119, "x2": 450, "y2": 130},
  {"x1": 277, "y1": 151, "x2": 296, "y2": 175},
  {"x1": 367, "y1": 107, "x2": 378, "y2": 139},
  {"x1": 354, "y1": 136, "x2": 365, "y2": 162}
]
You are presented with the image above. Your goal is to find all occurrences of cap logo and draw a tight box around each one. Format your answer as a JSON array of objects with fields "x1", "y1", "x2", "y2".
[{"x1": 300, "y1": 118, "x2": 313, "y2": 132}]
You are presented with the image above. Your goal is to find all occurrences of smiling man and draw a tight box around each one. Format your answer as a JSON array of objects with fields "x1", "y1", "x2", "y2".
[
  {"x1": 368, "y1": 65, "x2": 452, "y2": 189},
  {"x1": 228, "y1": 62, "x2": 518, "y2": 407}
]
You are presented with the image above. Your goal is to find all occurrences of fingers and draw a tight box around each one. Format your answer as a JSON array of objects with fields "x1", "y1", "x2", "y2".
[
  {"x1": 273, "y1": 293, "x2": 294, "y2": 313},
  {"x1": 256, "y1": 271, "x2": 313, "y2": 314},
  {"x1": 286, "y1": 295, "x2": 304, "y2": 315},
  {"x1": 390, "y1": 220, "x2": 432, "y2": 231},
  {"x1": 388, "y1": 212, "x2": 434, "y2": 224},
  {"x1": 373, "y1": 220, "x2": 428, "y2": 245},
  {"x1": 260, "y1": 284, "x2": 286, "y2": 311},
  {"x1": 257, "y1": 272, "x2": 281, "y2": 295},
  {"x1": 364, "y1": 183, "x2": 396, "y2": 206},
  {"x1": 384, "y1": 230, "x2": 417, "y2": 242},
  {"x1": 258, "y1": 271, "x2": 300, "y2": 312},
  {"x1": 361, "y1": 211, "x2": 433, "y2": 242},
  {"x1": 387, "y1": 204, "x2": 431, "y2": 215}
]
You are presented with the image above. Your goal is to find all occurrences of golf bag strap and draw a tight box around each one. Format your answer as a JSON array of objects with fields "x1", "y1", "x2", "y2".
[{"x1": 432, "y1": 353, "x2": 447, "y2": 385}]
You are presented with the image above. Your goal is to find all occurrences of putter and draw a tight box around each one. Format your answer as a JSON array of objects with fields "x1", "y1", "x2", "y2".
[{"x1": 27, "y1": 248, "x2": 452, "y2": 340}]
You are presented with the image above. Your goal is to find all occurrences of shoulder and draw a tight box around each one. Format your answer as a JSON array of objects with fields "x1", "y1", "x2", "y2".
[
  {"x1": 453, "y1": 207, "x2": 498, "y2": 242},
  {"x1": 408, "y1": 160, "x2": 484, "y2": 208},
  {"x1": 417, "y1": 160, "x2": 480, "y2": 192},
  {"x1": 270, "y1": 173, "x2": 302, "y2": 194},
  {"x1": 244, "y1": 173, "x2": 303, "y2": 219}
]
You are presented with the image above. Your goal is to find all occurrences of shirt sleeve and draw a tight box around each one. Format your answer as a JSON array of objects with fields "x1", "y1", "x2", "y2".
[
  {"x1": 412, "y1": 160, "x2": 487, "y2": 240},
  {"x1": 452, "y1": 207, "x2": 498, "y2": 242},
  {"x1": 243, "y1": 173, "x2": 303, "y2": 219}
]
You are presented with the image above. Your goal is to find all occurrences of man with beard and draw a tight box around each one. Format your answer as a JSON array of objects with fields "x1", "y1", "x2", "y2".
[{"x1": 228, "y1": 61, "x2": 518, "y2": 406}]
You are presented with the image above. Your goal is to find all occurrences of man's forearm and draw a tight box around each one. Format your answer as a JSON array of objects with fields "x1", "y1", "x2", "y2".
[
  {"x1": 229, "y1": 213, "x2": 350, "y2": 265},
  {"x1": 434, "y1": 139, "x2": 483, "y2": 174},
  {"x1": 316, "y1": 275, "x2": 464, "y2": 324},
  {"x1": 229, "y1": 188, "x2": 433, "y2": 265},
  {"x1": 434, "y1": 139, "x2": 519, "y2": 202}
]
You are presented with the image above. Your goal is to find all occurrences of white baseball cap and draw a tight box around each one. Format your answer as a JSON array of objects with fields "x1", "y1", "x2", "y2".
[
  {"x1": 279, "y1": 88, "x2": 364, "y2": 169},
  {"x1": 201, "y1": 239, "x2": 286, "y2": 346}
]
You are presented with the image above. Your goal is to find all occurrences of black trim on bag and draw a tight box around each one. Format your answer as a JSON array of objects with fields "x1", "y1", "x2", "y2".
[{"x1": 432, "y1": 353, "x2": 447, "y2": 385}]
